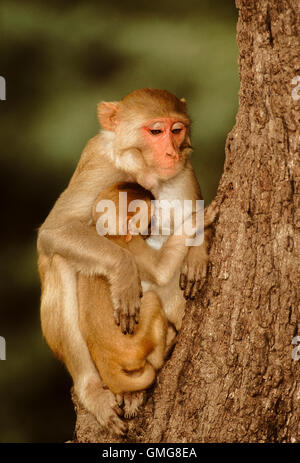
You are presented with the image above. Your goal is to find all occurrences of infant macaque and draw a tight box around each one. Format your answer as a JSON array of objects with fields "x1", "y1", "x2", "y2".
[{"x1": 78, "y1": 182, "x2": 169, "y2": 417}]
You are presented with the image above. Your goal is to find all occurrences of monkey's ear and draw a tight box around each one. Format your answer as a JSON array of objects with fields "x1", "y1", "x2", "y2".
[
  {"x1": 97, "y1": 101, "x2": 120, "y2": 131},
  {"x1": 180, "y1": 97, "x2": 186, "y2": 104}
]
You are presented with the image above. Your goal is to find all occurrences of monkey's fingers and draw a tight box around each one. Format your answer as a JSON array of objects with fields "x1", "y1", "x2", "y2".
[
  {"x1": 120, "y1": 310, "x2": 129, "y2": 334},
  {"x1": 183, "y1": 279, "x2": 195, "y2": 300},
  {"x1": 118, "y1": 308, "x2": 140, "y2": 334},
  {"x1": 134, "y1": 309, "x2": 140, "y2": 325},
  {"x1": 123, "y1": 391, "x2": 145, "y2": 419},
  {"x1": 127, "y1": 315, "x2": 136, "y2": 335},
  {"x1": 125, "y1": 311, "x2": 139, "y2": 335},
  {"x1": 180, "y1": 271, "x2": 201, "y2": 299},
  {"x1": 113, "y1": 403, "x2": 124, "y2": 417},
  {"x1": 190, "y1": 279, "x2": 202, "y2": 299},
  {"x1": 179, "y1": 272, "x2": 188, "y2": 290},
  {"x1": 109, "y1": 415, "x2": 128, "y2": 435},
  {"x1": 113, "y1": 305, "x2": 121, "y2": 326},
  {"x1": 111, "y1": 269, "x2": 142, "y2": 334},
  {"x1": 128, "y1": 303, "x2": 140, "y2": 333},
  {"x1": 184, "y1": 267, "x2": 205, "y2": 299}
]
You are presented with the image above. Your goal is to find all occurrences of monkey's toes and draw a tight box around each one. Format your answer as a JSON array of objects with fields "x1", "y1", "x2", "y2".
[
  {"x1": 109, "y1": 416, "x2": 128, "y2": 436},
  {"x1": 124, "y1": 410, "x2": 138, "y2": 419},
  {"x1": 123, "y1": 391, "x2": 144, "y2": 418}
]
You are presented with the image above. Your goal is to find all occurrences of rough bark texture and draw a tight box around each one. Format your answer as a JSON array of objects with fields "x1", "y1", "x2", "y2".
[{"x1": 72, "y1": 0, "x2": 300, "y2": 443}]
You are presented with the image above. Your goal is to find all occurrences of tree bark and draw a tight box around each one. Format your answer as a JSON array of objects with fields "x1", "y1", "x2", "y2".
[{"x1": 72, "y1": 0, "x2": 300, "y2": 443}]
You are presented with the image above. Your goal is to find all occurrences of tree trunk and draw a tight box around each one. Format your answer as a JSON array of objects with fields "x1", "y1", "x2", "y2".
[{"x1": 72, "y1": 0, "x2": 300, "y2": 443}]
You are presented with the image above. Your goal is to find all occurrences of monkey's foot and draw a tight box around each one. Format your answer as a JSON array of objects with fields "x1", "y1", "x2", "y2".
[
  {"x1": 78, "y1": 381, "x2": 127, "y2": 436},
  {"x1": 123, "y1": 391, "x2": 145, "y2": 418}
]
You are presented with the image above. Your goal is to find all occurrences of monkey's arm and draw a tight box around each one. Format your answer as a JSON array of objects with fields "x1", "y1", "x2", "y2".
[
  {"x1": 39, "y1": 218, "x2": 127, "y2": 276},
  {"x1": 127, "y1": 234, "x2": 189, "y2": 287},
  {"x1": 38, "y1": 156, "x2": 142, "y2": 333},
  {"x1": 127, "y1": 201, "x2": 218, "y2": 287},
  {"x1": 179, "y1": 169, "x2": 218, "y2": 300}
]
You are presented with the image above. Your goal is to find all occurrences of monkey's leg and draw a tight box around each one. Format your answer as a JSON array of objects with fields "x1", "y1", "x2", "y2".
[
  {"x1": 123, "y1": 391, "x2": 145, "y2": 418},
  {"x1": 41, "y1": 254, "x2": 126, "y2": 435}
]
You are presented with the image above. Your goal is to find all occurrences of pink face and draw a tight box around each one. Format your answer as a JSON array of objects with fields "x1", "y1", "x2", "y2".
[{"x1": 142, "y1": 117, "x2": 187, "y2": 175}]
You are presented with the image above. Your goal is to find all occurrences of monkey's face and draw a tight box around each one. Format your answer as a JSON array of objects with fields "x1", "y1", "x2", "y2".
[
  {"x1": 98, "y1": 89, "x2": 193, "y2": 182},
  {"x1": 114, "y1": 115, "x2": 192, "y2": 182},
  {"x1": 140, "y1": 117, "x2": 190, "y2": 179}
]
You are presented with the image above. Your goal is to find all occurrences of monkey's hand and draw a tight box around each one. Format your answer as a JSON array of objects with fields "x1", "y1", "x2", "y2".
[
  {"x1": 179, "y1": 244, "x2": 208, "y2": 299},
  {"x1": 179, "y1": 200, "x2": 219, "y2": 299},
  {"x1": 109, "y1": 252, "x2": 142, "y2": 334}
]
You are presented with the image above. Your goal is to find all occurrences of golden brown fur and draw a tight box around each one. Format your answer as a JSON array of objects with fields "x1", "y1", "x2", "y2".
[
  {"x1": 78, "y1": 182, "x2": 217, "y2": 406},
  {"x1": 78, "y1": 280, "x2": 167, "y2": 394},
  {"x1": 78, "y1": 183, "x2": 167, "y2": 398},
  {"x1": 37, "y1": 88, "x2": 214, "y2": 434}
]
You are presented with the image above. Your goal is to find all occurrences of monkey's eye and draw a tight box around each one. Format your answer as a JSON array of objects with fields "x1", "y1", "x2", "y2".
[
  {"x1": 150, "y1": 129, "x2": 162, "y2": 135},
  {"x1": 171, "y1": 122, "x2": 185, "y2": 134}
]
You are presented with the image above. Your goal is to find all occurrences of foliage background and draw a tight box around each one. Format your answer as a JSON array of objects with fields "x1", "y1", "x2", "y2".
[{"x1": 0, "y1": 0, "x2": 238, "y2": 442}]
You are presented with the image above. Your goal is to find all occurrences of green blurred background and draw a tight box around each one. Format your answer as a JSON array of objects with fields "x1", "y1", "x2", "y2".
[{"x1": 0, "y1": 0, "x2": 239, "y2": 442}]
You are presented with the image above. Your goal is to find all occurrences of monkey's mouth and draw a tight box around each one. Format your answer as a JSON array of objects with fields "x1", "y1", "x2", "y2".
[{"x1": 158, "y1": 164, "x2": 182, "y2": 178}]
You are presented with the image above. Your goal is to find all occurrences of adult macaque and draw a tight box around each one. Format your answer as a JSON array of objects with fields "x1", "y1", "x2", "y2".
[{"x1": 37, "y1": 88, "x2": 211, "y2": 434}]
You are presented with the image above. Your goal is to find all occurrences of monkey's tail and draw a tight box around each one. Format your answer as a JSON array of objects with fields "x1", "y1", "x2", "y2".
[
  {"x1": 98, "y1": 359, "x2": 155, "y2": 395},
  {"x1": 116, "y1": 362, "x2": 156, "y2": 393}
]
